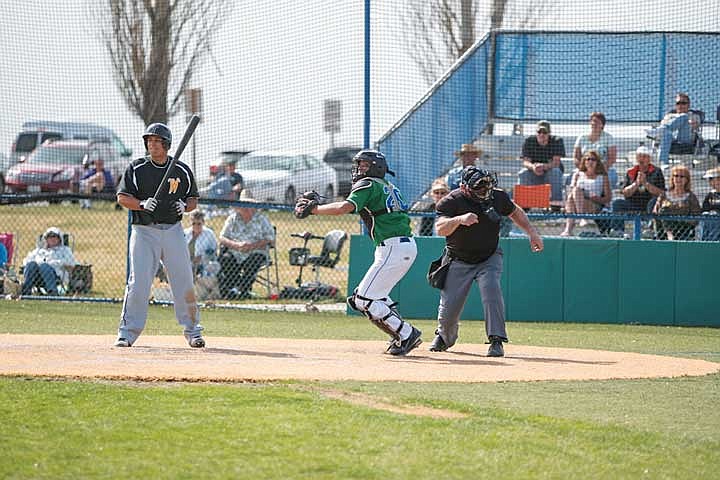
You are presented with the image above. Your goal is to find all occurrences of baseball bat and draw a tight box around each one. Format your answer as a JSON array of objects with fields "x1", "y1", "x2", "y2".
[{"x1": 153, "y1": 113, "x2": 201, "y2": 199}]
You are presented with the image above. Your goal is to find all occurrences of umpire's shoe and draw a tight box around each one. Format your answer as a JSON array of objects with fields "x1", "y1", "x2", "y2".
[
  {"x1": 189, "y1": 336, "x2": 206, "y2": 348},
  {"x1": 429, "y1": 332, "x2": 448, "y2": 352},
  {"x1": 487, "y1": 336, "x2": 505, "y2": 357},
  {"x1": 388, "y1": 327, "x2": 422, "y2": 356},
  {"x1": 113, "y1": 337, "x2": 131, "y2": 347}
]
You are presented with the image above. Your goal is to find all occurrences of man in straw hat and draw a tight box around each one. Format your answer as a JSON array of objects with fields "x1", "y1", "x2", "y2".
[
  {"x1": 446, "y1": 143, "x2": 482, "y2": 190},
  {"x1": 217, "y1": 191, "x2": 275, "y2": 299}
]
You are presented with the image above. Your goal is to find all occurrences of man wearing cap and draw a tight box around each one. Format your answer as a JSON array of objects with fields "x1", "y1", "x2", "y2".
[
  {"x1": 699, "y1": 167, "x2": 720, "y2": 241},
  {"x1": 21, "y1": 227, "x2": 76, "y2": 296},
  {"x1": 518, "y1": 120, "x2": 566, "y2": 205},
  {"x1": 645, "y1": 92, "x2": 703, "y2": 164},
  {"x1": 609, "y1": 146, "x2": 666, "y2": 233},
  {"x1": 446, "y1": 144, "x2": 482, "y2": 190}
]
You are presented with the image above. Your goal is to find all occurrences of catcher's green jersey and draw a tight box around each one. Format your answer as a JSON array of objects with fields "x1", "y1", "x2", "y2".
[{"x1": 346, "y1": 177, "x2": 412, "y2": 246}]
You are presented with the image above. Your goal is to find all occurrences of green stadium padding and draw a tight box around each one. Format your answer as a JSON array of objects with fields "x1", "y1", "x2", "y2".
[{"x1": 347, "y1": 234, "x2": 719, "y2": 326}]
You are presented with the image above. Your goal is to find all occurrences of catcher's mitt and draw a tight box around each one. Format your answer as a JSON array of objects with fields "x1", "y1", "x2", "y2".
[{"x1": 294, "y1": 190, "x2": 320, "y2": 219}]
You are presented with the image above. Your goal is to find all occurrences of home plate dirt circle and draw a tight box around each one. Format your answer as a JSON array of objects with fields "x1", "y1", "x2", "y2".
[{"x1": 1, "y1": 334, "x2": 717, "y2": 383}]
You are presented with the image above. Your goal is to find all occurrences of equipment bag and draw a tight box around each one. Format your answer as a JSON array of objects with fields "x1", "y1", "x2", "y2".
[{"x1": 427, "y1": 249, "x2": 451, "y2": 289}]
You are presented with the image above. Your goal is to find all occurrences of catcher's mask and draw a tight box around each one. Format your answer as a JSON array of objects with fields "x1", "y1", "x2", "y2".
[
  {"x1": 351, "y1": 149, "x2": 395, "y2": 183},
  {"x1": 143, "y1": 123, "x2": 172, "y2": 151},
  {"x1": 460, "y1": 166, "x2": 497, "y2": 202}
]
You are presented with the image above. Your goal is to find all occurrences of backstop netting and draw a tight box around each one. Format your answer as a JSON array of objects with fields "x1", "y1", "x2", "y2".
[{"x1": 1, "y1": 0, "x2": 718, "y2": 302}]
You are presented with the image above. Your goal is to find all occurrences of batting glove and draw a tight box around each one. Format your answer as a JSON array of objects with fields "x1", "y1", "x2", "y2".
[
  {"x1": 139, "y1": 197, "x2": 158, "y2": 212},
  {"x1": 174, "y1": 199, "x2": 187, "y2": 215}
]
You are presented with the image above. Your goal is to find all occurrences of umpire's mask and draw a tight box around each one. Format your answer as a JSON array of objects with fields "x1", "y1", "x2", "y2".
[{"x1": 460, "y1": 166, "x2": 497, "y2": 202}]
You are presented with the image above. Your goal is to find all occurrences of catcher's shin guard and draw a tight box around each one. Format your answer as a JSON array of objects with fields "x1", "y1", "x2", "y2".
[{"x1": 350, "y1": 292, "x2": 404, "y2": 341}]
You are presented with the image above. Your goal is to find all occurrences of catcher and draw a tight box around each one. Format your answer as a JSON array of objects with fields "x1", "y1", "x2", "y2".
[{"x1": 294, "y1": 149, "x2": 422, "y2": 356}]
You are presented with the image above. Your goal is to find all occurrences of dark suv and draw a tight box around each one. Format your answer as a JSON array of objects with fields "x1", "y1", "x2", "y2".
[
  {"x1": 5, "y1": 139, "x2": 123, "y2": 195},
  {"x1": 323, "y1": 146, "x2": 361, "y2": 196}
]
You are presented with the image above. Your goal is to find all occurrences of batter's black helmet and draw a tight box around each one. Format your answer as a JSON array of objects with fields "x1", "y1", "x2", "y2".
[
  {"x1": 351, "y1": 149, "x2": 395, "y2": 183},
  {"x1": 142, "y1": 123, "x2": 172, "y2": 150},
  {"x1": 460, "y1": 166, "x2": 497, "y2": 202}
]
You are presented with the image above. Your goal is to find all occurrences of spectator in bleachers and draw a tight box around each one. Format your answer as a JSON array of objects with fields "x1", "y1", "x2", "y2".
[
  {"x1": 699, "y1": 167, "x2": 720, "y2": 241},
  {"x1": 560, "y1": 151, "x2": 611, "y2": 237},
  {"x1": 217, "y1": 193, "x2": 275, "y2": 299},
  {"x1": 518, "y1": 120, "x2": 565, "y2": 206},
  {"x1": 610, "y1": 146, "x2": 666, "y2": 234},
  {"x1": 645, "y1": 92, "x2": 703, "y2": 164},
  {"x1": 184, "y1": 209, "x2": 220, "y2": 299},
  {"x1": 417, "y1": 178, "x2": 450, "y2": 236},
  {"x1": 653, "y1": 165, "x2": 701, "y2": 240},
  {"x1": 573, "y1": 112, "x2": 618, "y2": 188},
  {"x1": 21, "y1": 227, "x2": 76, "y2": 296},
  {"x1": 446, "y1": 143, "x2": 482, "y2": 190}
]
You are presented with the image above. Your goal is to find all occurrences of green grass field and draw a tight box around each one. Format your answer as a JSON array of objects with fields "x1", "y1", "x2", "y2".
[{"x1": 1, "y1": 300, "x2": 719, "y2": 479}]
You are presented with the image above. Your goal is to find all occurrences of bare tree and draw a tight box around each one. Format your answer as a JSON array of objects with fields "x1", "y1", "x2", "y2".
[
  {"x1": 94, "y1": 0, "x2": 228, "y2": 124},
  {"x1": 402, "y1": 0, "x2": 540, "y2": 86}
]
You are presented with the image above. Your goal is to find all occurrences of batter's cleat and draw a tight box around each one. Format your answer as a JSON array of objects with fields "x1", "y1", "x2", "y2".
[
  {"x1": 487, "y1": 336, "x2": 504, "y2": 357},
  {"x1": 114, "y1": 338, "x2": 131, "y2": 347},
  {"x1": 429, "y1": 333, "x2": 448, "y2": 352},
  {"x1": 189, "y1": 336, "x2": 206, "y2": 348},
  {"x1": 387, "y1": 327, "x2": 422, "y2": 356}
]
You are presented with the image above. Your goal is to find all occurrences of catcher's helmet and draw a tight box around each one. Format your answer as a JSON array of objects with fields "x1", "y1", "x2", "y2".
[
  {"x1": 351, "y1": 149, "x2": 395, "y2": 183},
  {"x1": 460, "y1": 166, "x2": 498, "y2": 202},
  {"x1": 142, "y1": 123, "x2": 172, "y2": 150}
]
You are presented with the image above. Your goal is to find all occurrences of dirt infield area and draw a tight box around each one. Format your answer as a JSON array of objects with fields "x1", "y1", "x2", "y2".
[{"x1": 1, "y1": 334, "x2": 718, "y2": 383}]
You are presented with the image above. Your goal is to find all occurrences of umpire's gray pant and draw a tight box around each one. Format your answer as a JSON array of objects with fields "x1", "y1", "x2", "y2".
[{"x1": 435, "y1": 250, "x2": 507, "y2": 348}]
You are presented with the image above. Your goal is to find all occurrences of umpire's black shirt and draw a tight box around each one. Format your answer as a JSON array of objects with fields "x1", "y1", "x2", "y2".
[
  {"x1": 435, "y1": 189, "x2": 515, "y2": 264},
  {"x1": 117, "y1": 156, "x2": 199, "y2": 225}
]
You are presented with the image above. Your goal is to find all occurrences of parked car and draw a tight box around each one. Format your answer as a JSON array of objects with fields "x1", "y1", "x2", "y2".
[
  {"x1": 323, "y1": 146, "x2": 361, "y2": 196},
  {"x1": 5, "y1": 139, "x2": 124, "y2": 196},
  {"x1": 10, "y1": 120, "x2": 131, "y2": 164},
  {"x1": 0, "y1": 152, "x2": 10, "y2": 193},
  {"x1": 237, "y1": 151, "x2": 338, "y2": 204}
]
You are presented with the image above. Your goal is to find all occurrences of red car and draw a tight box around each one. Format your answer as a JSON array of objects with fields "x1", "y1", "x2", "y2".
[{"x1": 5, "y1": 139, "x2": 122, "y2": 195}]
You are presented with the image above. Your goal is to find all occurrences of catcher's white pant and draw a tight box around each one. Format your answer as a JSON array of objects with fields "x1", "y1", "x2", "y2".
[
  {"x1": 354, "y1": 236, "x2": 417, "y2": 339},
  {"x1": 118, "y1": 223, "x2": 203, "y2": 345}
]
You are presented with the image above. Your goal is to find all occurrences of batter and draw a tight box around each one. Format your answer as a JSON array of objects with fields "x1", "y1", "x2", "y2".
[
  {"x1": 294, "y1": 149, "x2": 423, "y2": 356},
  {"x1": 114, "y1": 123, "x2": 204, "y2": 348}
]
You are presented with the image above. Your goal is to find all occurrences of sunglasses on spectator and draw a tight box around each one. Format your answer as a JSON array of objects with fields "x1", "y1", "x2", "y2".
[
  {"x1": 584, "y1": 157, "x2": 598, "y2": 162},
  {"x1": 672, "y1": 174, "x2": 688, "y2": 178},
  {"x1": 192, "y1": 222, "x2": 203, "y2": 225},
  {"x1": 432, "y1": 189, "x2": 449, "y2": 194},
  {"x1": 536, "y1": 130, "x2": 549, "y2": 134},
  {"x1": 676, "y1": 101, "x2": 689, "y2": 105}
]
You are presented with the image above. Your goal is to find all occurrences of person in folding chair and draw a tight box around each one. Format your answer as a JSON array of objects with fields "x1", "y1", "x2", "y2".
[
  {"x1": 645, "y1": 92, "x2": 703, "y2": 165},
  {"x1": 21, "y1": 227, "x2": 76, "y2": 296},
  {"x1": 217, "y1": 192, "x2": 275, "y2": 300},
  {"x1": 293, "y1": 149, "x2": 423, "y2": 357}
]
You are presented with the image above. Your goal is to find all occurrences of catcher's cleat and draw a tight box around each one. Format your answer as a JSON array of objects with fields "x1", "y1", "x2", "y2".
[
  {"x1": 189, "y1": 336, "x2": 206, "y2": 348},
  {"x1": 487, "y1": 336, "x2": 504, "y2": 357},
  {"x1": 387, "y1": 326, "x2": 422, "y2": 356},
  {"x1": 429, "y1": 333, "x2": 448, "y2": 352},
  {"x1": 114, "y1": 337, "x2": 131, "y2": 347}
]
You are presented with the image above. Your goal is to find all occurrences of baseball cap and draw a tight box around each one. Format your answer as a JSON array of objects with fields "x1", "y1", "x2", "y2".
[
  {"x1": 703, "y1": 167, "x2": 720, "y2": 179},
  {"x1": 635, "y1": 146, "x2": 653, "y2": 157},
  {"x1": 536, "y1": 120, "x2": 551, "y2": 133}
]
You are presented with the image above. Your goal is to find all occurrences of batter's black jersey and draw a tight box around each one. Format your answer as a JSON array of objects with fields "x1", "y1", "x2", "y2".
[
  {"x1": 117, "y1": 156, "x2": 199, "y2": 225},
  {"x1": 435, "y1": 188, "x2": 515, "y2": 264}
]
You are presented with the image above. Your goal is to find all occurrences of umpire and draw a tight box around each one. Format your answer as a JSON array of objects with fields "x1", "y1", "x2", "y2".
[{"x1": 431, "y1": 166, "x2": 543, "y2": 357}]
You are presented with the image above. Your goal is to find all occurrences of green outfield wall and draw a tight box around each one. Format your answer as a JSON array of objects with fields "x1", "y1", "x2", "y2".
[{"x1": 347, "y1": 235, "x2": 719, "y2": 327}]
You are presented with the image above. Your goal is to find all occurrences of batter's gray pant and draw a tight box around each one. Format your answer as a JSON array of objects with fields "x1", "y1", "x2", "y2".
[
  {"x1": 435, "y1": 250, "x2": 507, "y2": 348},
  {"x1": 118, "y1": 223, "x2": 202, "y2": 345}
]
